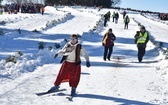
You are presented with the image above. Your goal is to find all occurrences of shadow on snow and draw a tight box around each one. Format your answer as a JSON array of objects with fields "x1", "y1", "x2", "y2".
[{"x1": 77, "y1": 93, "x2": 155, "y2": 105}]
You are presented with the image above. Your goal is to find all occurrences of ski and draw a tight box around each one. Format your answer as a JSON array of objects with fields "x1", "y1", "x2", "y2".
[
  {"x1": 35, "y1": 89, "x2": 66, "y2": 96},
  {"x1": 65, "y1": 92, "x2": 78, "y2": 101},
  {"x1": 66, "y1": 96, "x2": 73, "y2": 101}
]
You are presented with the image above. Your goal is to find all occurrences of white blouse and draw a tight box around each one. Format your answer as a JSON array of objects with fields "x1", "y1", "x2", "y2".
[{"x1": 57, "y1": 42, "x2": 89, "y2": 63}]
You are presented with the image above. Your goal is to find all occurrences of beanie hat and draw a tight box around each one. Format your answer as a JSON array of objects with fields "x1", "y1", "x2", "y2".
[
  {"x1": 140, "y1": 26, "x2": 145, "y2": 30},
  {"x1": 108, "y1": 28, "x2": 112, "y2": 32}
]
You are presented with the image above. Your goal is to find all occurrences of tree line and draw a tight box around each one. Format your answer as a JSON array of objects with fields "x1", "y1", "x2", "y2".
[
  {"x1": 1, "y1": 0, "x2": 121, "y2": 8},
  {"x1": 45, "y1": 0, "x2": 121, "y2": 8}
]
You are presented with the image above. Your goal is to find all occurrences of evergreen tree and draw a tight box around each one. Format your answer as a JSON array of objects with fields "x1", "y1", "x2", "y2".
[{"x1": 45, "y1": 0, "x2": 120, "y2": 7}]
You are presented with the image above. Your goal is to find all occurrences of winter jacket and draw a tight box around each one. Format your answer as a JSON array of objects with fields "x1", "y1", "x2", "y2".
[
  {"x1": 112, "y1": 12, "x2": 115, "y2": 18},
  {"x1": 41, "y1": 7, "x2": 45, "y2": 12},
  {"x1": 115, "y1": 13, "x2": 119, "y2": 19},
  {"x1": 102, "y1": 33, "x2": 116, "y2": 47},
  {"x1": 134, "y1": 31, "x2": 149, "y2": 48},
  {"x1": 124, "y1": 16, "x2": 130, "y2": 23}
]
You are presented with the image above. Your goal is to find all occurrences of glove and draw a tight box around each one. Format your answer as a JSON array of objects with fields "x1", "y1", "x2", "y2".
[
  {"x1": 102, "y1": 43, "x2": 104, "y2": 46},
  {"x1": 60, "y1": 56, "x2": 67, "y2": 63},
  {"x1": 86, "y1": 61, "x2": 90, "y2": 67},
  {"x1": 75, "y1": 62, "x2": 81, "y2": 65},
  {"x1": 54, "y1": 54, "x2": 58, "y2": 59}
]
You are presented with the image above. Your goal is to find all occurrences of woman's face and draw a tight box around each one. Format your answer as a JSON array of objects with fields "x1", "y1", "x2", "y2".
[
  {"x1": 70, "y1": 37, "x2": 78, "y2": 45},
  {"x1": 108, "y1": 30, "x2": 112, "y2": 34}
]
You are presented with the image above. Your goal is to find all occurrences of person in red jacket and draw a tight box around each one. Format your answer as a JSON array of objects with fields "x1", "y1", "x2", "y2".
[{"x1": 102, "y1": 28, "x2": 116, "y2": 61}]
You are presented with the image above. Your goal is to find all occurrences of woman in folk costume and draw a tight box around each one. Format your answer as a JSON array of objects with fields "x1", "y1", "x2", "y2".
[{"x1": 48, "y1": 34, "x2": 91, "y2": 96}]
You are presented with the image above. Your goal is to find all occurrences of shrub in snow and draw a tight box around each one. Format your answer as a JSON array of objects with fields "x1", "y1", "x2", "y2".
[
  {"x1": 38, "y1": 42, "x2": 46, "y2": 50},
  {"x1": 93, "y1": 26, "x2": 96, "y2": 31},
  {"x1": 32, "y1": 29, "x2": 39, "y2": 32},
  {"x1": 46, "y1": 21, "x2": 50, "y2": 27},
  {"x1": 18, "y1": 51, "x2": 23, "y2": 56},
  {"x1": 40, "y1": 27, "x2": 44, "y2": 30},
  {"x1": 5, "y1": 51, "x2": 23, "y2": 64},
  {"x1": 64, "y1": 38, "x2": 68, "y2": 42},
  {"x1": 55, "y1": 43, "x2": 61, "y2": 49},
  {"x1": 48, "y1": 46, "x2": 53, "y2": 50},
  {"x1": 18, "y1": 28, "x2": 21, "y2": 34},
  {"x1": 5, "y1": 55, "x2": 17, "y2": 63},
  {"x1": 165, "y1": 55, "x2": 168, "y2": 60},
  {"x1": 57, "y1": 19, "x2": 61, "y2": 21},
  {"x1": 0, "y1": 21, "x2": 6, "y2": 25},
  {"x1": 0, "y1": 30, "x2": 4, "y2": 35},
  {"x1": 164, "y1": 48, "x2": 168, "y2": 59},
  {"x1": 158, "y1": 42, "x2": 164, "y2": 48}
]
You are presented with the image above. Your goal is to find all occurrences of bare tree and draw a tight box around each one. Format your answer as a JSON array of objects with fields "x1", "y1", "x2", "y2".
[
  {"x1": 6, "y1": 0, "x2": 22, "y2": 4},
  {"x1": 111, "y1": 0, "x2": 121, "y2": 6},
  {"x1": 6, "y1": 0, "x2": 40, "y2": 4}
]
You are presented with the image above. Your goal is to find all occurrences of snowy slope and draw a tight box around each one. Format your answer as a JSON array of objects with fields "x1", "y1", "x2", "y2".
[{"x1": 0, "y1": 6, "x2": 168, "y2": 105}]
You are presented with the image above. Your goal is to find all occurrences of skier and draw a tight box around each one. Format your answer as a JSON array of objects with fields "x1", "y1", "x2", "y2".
[
  {"x1": 48, "y1": 34, "x2": 91, "y2": 96},
  {"x1": 124, "y1": 15, "x2": 130, "y2": 29},
  {"x1": 102, "y1": 28, "x2": 116, "y2": 61},
  {"x1": 134, "y1": 26, "x2": 149, "y2": 62}
]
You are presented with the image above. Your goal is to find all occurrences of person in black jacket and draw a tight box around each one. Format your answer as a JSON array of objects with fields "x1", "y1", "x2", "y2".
[
  {"x1": 134, "y1": 26, "x2": 149, "y2": 62},
  {"x1": 104, "y1": 14, "x2": 109, "y2": 27},
  {"x1": 115, "y1": 12, "x2": 119, "y2": 24}
]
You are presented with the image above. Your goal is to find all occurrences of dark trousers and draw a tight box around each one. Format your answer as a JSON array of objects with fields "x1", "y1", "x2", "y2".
[
  {"x1": 104, "y1": 46, "x2": 113, "y2": 60},
  {"x1": 124, "y1": 22, "x2": 128, "y2": 29},
  {"x1": 113, "y1": 17, "x2": 115, "y2": 22},
  {"x1": 42, "y1": 11, "x2": 44, "y2": 15},
  {"x1": 138, "y1": 47, "x2": 146, "y2": 61},
  {"x1": 104, "y1": 19, "x2": 107, "y2": 27},
  {"x1": 115, "y1": 18, "x2": 118, "y2": 24}
]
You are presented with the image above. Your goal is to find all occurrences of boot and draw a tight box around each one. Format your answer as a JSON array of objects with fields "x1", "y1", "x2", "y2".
[
  {"x1": 71, "y1": 87, "x2": 76, "y2": 96},
  {"x1": 48, "y1": 85, "x2": 59, "y2": 93}
]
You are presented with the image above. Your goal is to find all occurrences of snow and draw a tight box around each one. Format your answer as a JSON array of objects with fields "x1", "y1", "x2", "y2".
[{"x1": 0, "y1": 6, "x2": 168, "y2": 105}]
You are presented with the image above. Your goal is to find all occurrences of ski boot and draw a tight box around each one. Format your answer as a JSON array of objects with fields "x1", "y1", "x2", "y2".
[
  {"x1": 47, "y1": 85, "x2": 59, "y2": 93},
  {"x1": 71, "y1": 87, "x2": 76, "y2": 96}
]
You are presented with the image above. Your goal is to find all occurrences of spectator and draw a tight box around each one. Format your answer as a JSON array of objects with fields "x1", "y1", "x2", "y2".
[
  {"x1": 102, "y1": 28, "x2": 116, "y2": 61},
  {"x1": 124, "y1": 15, "x2": 130, "y2": 29},
  {"x1": 134, "y1": 26, "x2": 149, "y2": 62}
]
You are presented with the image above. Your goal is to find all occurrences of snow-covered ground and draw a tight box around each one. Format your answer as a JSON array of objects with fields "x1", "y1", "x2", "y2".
[{"x1": 0, "y1": 6, "x2": 168, "y2": 105}]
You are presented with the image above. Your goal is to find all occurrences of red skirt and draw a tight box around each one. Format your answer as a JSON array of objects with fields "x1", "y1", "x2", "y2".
[{"x1": 54, "y1": 61, "x2": 81, "y2": 88}]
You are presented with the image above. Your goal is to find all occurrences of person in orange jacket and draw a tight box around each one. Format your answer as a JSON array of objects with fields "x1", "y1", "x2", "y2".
[{"x1": 41, "y1": 5, "x2": 45, "y2": 15}]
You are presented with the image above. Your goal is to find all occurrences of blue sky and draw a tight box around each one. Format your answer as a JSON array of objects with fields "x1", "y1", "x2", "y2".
[{"x1": 120, "y1": 0, "x2": 168, "y2": 13}]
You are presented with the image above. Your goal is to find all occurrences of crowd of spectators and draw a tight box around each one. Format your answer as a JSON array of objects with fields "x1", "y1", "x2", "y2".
[
  {"x1": 159, "y1": 13, "x2": 168, "y2": 20},
  {"x1": 1, "y1": 3, "x2": 44, "y2": 14}
]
